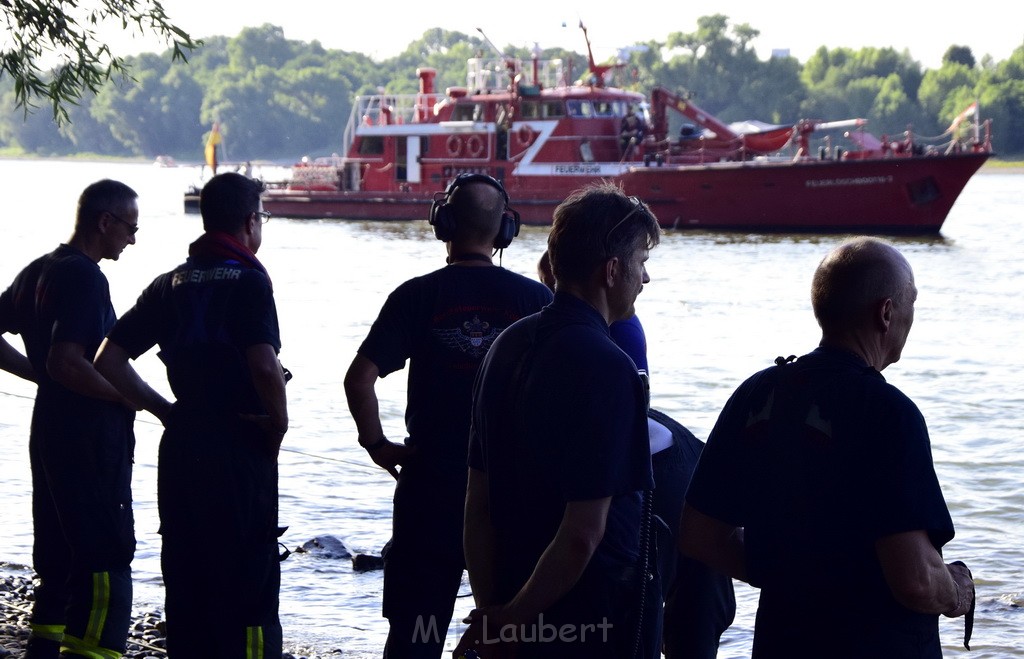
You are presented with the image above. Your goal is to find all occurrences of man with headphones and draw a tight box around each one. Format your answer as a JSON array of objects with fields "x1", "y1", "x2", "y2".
[{"x1": 344, "y1": 173, "x2": 552, "y2": 658}]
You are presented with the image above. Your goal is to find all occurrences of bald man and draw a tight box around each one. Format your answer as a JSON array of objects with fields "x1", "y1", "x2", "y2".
[
  {"x1": 679, "y1": 237, "x2": 974, "y2": 658},
  {"x1": 344, "y1": 174, "x2": 551, "y2": 658}
]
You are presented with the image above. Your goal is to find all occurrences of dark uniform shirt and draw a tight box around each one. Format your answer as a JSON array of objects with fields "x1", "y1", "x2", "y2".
[
  {"x1": 109, "y1": 255, "x2": 280, "y2": 414},
  {"x1": 469, "y1": 293, "x2": 653, "y2": 654},
  {"x1": 358, "y1": 264, "x2": 552, "y2": 461},
  {"x1": 0, "y1": 244, "x2": 115, "y2": 395},
  {"x1": 0, "y1": 243, "x2": 134, "y2": 483},
  {"x1": 687, "y1": 346, "x2": 955, "y2": 658}
]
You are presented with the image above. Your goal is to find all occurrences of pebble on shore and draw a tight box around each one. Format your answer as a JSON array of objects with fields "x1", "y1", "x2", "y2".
[{"x1": 0, "y1": 567, "x2": 341, "y2": 658}]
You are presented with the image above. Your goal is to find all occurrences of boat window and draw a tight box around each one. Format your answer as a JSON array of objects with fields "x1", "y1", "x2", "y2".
[
  {"x1": 358, "y1": 136, "x2": 384, "y2": 155},
  {"x1": 580, "y1": 141, "x2": 595, "y2": 162},
  {"x1": 396, "y1": 136, "x2": 407, "y2": 181},
  {"x1": 593, "y1": 101, "x2": 615, "y2": 116},
  {"x1": 451, "y1": 103, "x2": 483, "y2": 122},
  {"x1": 542, "y1": 101, "x2": 564, "y2": 118},
  {"x1": 521, "y1": 101, "x2": 540, "y2": 119},
  {"x1": 566, "y1": 100, "x2": 594, "y2": 118}
]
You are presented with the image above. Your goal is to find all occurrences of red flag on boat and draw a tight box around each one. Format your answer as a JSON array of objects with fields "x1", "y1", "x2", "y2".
[
  {"x1": 205, "y1": 122, "x2": 222, "y2": 174},
  {"x1": 948, "y1": 102, "x2": 978, "y2": 132}
]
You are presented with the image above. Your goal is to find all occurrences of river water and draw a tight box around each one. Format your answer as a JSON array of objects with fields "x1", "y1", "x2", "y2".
[{"x1": 0, "y1": 160, "x2": 1021, "y2": 658}]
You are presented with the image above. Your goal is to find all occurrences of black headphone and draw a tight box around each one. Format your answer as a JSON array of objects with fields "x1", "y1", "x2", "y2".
[{"x1": 429, "y1": 173, "x2": 521, "y2": 249}]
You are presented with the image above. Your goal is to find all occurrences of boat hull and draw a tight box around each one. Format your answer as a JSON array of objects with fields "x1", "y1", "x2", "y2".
[
  {"x1": 619, "y1": 151, "x2": 989, "y2": 233},
  {"x1": 258, "y1": 152, "x2": 988, "y2": 234}
]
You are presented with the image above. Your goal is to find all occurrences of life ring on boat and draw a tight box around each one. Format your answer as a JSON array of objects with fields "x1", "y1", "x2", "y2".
[
  {"x1": 446, "y1": 135, "x2": 462, "y2": 157},
  {"x1": 516, "y1": 124, "x2": 535, "y2": 147},
  {"x1": 466, "y1": 134, "x2": 485, "y2": 158}
]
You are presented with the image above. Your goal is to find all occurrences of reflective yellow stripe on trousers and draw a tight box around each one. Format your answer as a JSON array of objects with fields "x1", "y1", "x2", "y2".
[
  {"x1": 29, "y1": 622, "x2": 65, "y2": 641},
  {"x1": 60, "y1": 571, "x2": 121, "y2": 659},
  {"x1": 87, "y1": 571, "x2": 111, "y2": 646},
  {"x1": 246, "y1": 626, "x2": 265, "y2": 659}
]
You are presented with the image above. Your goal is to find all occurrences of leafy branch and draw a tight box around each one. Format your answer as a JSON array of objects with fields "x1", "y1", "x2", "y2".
[{"x1": 0, "y1": 0, "x2": 199, "y2": 123}]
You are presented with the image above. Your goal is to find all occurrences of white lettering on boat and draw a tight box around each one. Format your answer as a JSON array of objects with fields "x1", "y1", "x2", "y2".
[
  {"x1": 552, "y1": 164, "x2": 603, "y2": 175},
  {"x1": 805, "y1": 175, "x2": 894, "y2": 188}
]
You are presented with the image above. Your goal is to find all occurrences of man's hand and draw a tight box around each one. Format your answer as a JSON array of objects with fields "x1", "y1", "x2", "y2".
[
  {"x1": 241, "y1": 413, "x2": 287, "y2": 456},
  {"x1": 944, "y1": 561, "x2": 975, "y2": 618},
  {"x1": 359, "y1": 436, "x2": 412, "y2": 479},
  {"x1": 452, "y1": 606, "x2": 519, "y2": 659}
]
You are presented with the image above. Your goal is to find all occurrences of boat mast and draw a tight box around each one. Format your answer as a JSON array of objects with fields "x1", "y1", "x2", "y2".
[
  {"x1": 476, "y1": 28, "x2": 520, "y2": 91},
  {"x1": 579, "y1": 22, "x2": 616, "y2": 88}
]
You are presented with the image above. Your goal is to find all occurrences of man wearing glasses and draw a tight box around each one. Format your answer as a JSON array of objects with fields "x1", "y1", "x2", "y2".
[
  {"x1": 0, "y1": 179, "x2": 144, "y2": 658},
  {"x1": 95, "y1": 172, "x2": 289, "y2": 656},
  {"x1": 457, "y1": 183, "x2": 662, "y2": 658}
]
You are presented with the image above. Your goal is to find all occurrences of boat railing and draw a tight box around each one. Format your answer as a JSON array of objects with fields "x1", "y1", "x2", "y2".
[
  {"x1": 896, "y1": 118, "x2": 993, "y2": 156},
  {"x1": 341, "y1": 93, "x2": 436, "y2": 155},
  {"x1": 642, "y1": 115, "x2": 993, "y2": 165},
  {"x1": 466, "y1": 57, "x2": 566, "y2": 93},
  {"x1": 642, "y1": 135, "x2": 776, "y2": 165},
  {"x1": 787, "y1": 108, "x2": 992, "y2": 160},
  {"x1": 338, "y1": 57, "x2": 570, "y2": 157}
]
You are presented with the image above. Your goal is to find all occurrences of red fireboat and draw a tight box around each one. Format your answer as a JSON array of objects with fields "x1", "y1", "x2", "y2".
[{"x1": 238, "y1": 27, "x2": 993, "y2": 233}]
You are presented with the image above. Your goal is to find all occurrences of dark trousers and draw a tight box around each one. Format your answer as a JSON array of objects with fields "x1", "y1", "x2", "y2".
[
  {"x1": 28, "y1": 398, "x2": 136, "y2": 658},
  {"x1": 158, "y1": 410, "x2": 282, "y2": 658},
  {"x1": 161, "y1": 537, "x2": 282, "y2": 657},
  {"x1": 649, "y1": 409, "x2": 736, "y2": 659},
  {"x1": 383, "y1": 456, "x2": 468, "y2": 659},
  {"x1": 509, "y1": 562, "x2": 656, "y2": 659}
]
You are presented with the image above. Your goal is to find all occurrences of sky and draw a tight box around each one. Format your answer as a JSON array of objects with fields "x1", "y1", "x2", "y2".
[{"x1": 115, "y1": 0, "x2": 1023, "y2": 70}]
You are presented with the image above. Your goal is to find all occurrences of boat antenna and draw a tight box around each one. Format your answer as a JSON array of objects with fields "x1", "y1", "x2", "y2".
[
  {"x1": 577, "y1": 20, "x2": 616, "y2": 87},
  {"x1": 476, "y1": 28, "x2": 507, "y2": 60},
  {"x1": 579, "y1": 21, "x2": 597, "y2": 74},
  {"x1": 476, "y1": 28, "x2": 519, "y2": 89}
]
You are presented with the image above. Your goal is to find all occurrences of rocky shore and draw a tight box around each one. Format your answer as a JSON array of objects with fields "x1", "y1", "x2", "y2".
[{"x1": 0, "y1": 569, "x2": 340, "y2": 658}]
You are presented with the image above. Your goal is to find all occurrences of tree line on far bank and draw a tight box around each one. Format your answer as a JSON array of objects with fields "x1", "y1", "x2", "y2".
[{"x1": 2, "y1": 15, "x2": 1023, "y2": 160}]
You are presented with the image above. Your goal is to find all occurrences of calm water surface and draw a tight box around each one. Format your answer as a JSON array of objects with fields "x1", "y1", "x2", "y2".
[{"x1": 0, "y1": 160, "x2": 1021, "y2": 657}]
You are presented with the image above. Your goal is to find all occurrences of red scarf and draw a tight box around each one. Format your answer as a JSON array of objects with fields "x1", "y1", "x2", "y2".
[{"x1": 188, "y1": 231, "x2": 271, "y2": 287}]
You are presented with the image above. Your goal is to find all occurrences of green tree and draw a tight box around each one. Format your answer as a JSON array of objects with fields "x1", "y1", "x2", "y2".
[
  {"x1": 800, "y1": 46, "x2": 927, "y2": 133},
  {"x1": 943, "y1": 46, "x2": 976, "y2": 69},
  {"x1": 871, "y1": 74, "x2": 916, "y2": 132},
  {"x1": 973, "y1": 45, "x2": 1024, "y2": 154},
  {"x1": 743, "y1": 56, "x2": 805, "y2": 123},
  {"x1": 227, "y1": 24, "x2": 296, "y2": 71},
  {"x1": 390, "y1": 29, "x2": 486, "y2": 94},
  {"x1": 89, "y1": 52, "x2": 204, "y2": 157},
  {"x1": 614, "y1": 41, "x2": 663, "y2": 93},
  {"x1": 59, "y1": 94, "x2": 128, "y2": 154},
  {"x1": 661, "y1": 15, "x2": 803, "y2": 126},
  {"x1": 919, "y1": 62, "x2": 978, "y2": 124},
  {"x1": 1, "y1": 0, "x2": 198, "y2": 123}
]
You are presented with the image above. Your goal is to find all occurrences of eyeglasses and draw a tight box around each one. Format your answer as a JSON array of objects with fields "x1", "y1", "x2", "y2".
[
  {"x1": 106, "y1": 210, "x2": 139, "y2": 235},
  {"x1": 257, "y1": 210, "x2": 272, "y2": 224},
  {"x1": 604, "y1": 196, "x2": 647, "y2": 255}
]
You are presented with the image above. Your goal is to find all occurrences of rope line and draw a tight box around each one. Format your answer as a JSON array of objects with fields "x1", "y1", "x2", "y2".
[{"x1": 0, "y1": 388, "x2": 382, "y2": 474}]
